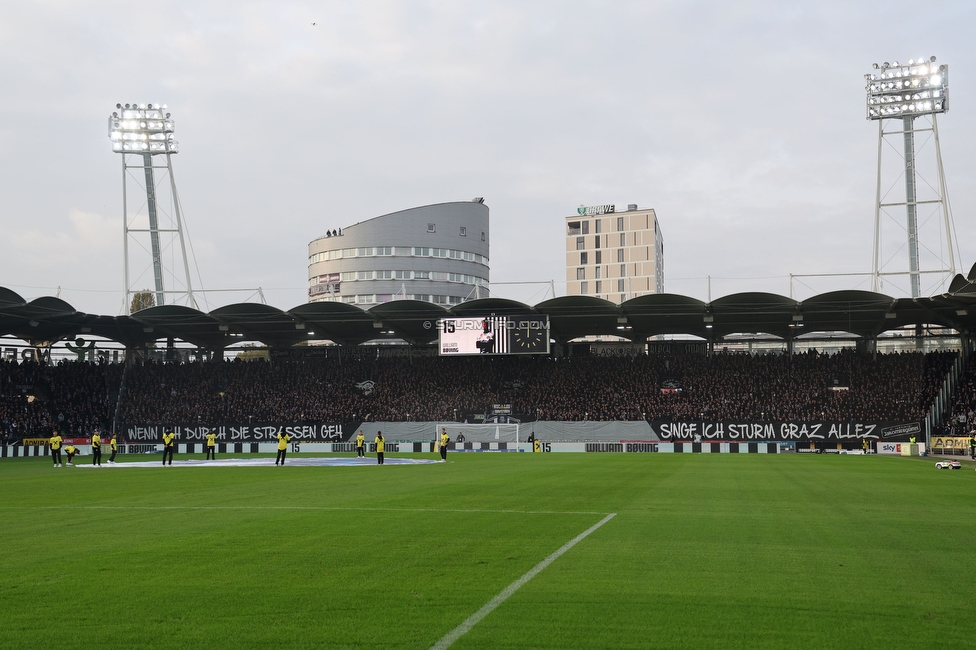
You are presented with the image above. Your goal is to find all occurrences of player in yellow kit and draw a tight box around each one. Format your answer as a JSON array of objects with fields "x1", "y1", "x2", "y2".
[
  {"x1": 205, "y1": 431, "x2": 217, "y2": 460},
  {"x1": 355, "y1": 431, "x2": 366, "y2": 458},
  {"x1": 64, "y1": 444, "x2": 78, "y2": 465},
  {"x1": 108, "y1": 434, "x2": 118, "y2": 463}
]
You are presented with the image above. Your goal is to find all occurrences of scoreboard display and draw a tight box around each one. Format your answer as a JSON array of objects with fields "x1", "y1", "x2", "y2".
[{"x1": 438, "y1": 315, "x2": 550, "y2": 356}]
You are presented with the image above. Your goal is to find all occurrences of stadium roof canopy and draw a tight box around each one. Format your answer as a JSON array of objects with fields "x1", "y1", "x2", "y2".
[{"x1": 2, "y1": 282, "x2": 976, "y2": 350}]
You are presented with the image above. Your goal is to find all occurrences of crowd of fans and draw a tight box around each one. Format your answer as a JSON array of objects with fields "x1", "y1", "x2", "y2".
[
  {"x1": 0, "y1": 359, "x2": 121, "y2": 442},
  {"x1": 0, "y1": 348, "x2": 959, "y2": 440},
  {"x1": 937, "y1": 358, "x2": 976, "y2": 437}
]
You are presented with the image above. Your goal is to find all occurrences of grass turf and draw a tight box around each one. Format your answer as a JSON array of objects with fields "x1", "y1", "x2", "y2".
[{"x1": 1, "y1": 451, "x2": 974, "y2": 649}]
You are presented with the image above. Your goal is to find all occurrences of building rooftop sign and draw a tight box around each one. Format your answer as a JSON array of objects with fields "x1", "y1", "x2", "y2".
[{"x1": 577, "y1": 204, "x2": 615, "y2": 216}]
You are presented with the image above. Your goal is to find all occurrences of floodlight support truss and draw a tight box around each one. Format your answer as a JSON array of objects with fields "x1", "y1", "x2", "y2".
[
  {"x1": 120, "y1": 152, "x2": 197, "y2": 314},
  {"x1": 871, "y1": 113, "x2": 955, "y2": 295}
]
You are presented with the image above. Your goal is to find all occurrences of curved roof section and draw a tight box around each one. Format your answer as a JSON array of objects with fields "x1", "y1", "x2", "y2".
[
  {"x1": 289, "y1": 302, "x2": 380, "y2": 346},
  {"x1": 709, "y1": 292, "x2": 798, "y2": 339},
  {"x1": 2, "y1": 285, "x2": 976, "y2": 349},
  {"x1": 450, "y1": 297, "x2": 534, "y2": 316},
  {"x1": 535, "y1": 296, "x2": 625, "y2": 342},
  {"x1": 622, "y1": 293, "x2": 707, "y2": 338},
  {"x1": 369, "y1": 300, "x2": 450, "y2": 345}
]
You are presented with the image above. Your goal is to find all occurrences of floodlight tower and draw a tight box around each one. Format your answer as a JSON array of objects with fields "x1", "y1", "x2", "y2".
[
  {"x1": 109, "y1": 103, "x2": 197, "y2": 313},
  {"x1": 865, "y1": 57, "x2": 956, "y2": 298}
]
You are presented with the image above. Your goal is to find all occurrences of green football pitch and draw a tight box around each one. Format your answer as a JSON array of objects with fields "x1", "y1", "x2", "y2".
[{"x1": 2, "y1": 451, "x2": 974, "y2": 649}]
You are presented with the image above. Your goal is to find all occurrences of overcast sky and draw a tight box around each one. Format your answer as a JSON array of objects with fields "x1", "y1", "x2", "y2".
[{"x1": 2, "y1": 0, "x2": 975, "y2": 316}]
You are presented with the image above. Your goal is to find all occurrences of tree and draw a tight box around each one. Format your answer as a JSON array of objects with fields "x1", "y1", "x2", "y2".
[{"x1": 131, "y1": 291, "x2": 155, "y2": 314}]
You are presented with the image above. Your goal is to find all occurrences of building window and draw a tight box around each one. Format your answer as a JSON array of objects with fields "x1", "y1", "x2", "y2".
[
  {"x1": 357, "y1": 271, "x2": 373, "y2": 280},
  {"x1": 619, "y1": 233, "x2": 626, "y2": 246},
  {"x1": 618, "y1": 279, "x2": 625, "y2": 292},
  {"x1": 459, "y1": 226, "x2": 466, "y2": 236},
  {"x1": 376, "y1": 246, "x2": 393, "y2": 256},
  {"x1": 567, "y1": 221, "x2": 581, "y2": 235},
  {"x1": 595, "y1": 280, "x2": 602, "y2": 293},
  {"x1": 595, "y1": 251, "x2": 602, "y2": 264},
  {"x1": 581, "y1": 221, "x2": 589, "y2": 235},
  {"x1": 427, "y1": 223, "x2": 436, "y2": 233},
  {"x1": 580, "y1": 252, "x2": 588, "y2": 265},
  {"x1": 580, "y1": 282, "x2": 588, "y2": 294},
  {"x1": 341, "y1": 272, "x2": 356, "y2": 281},
  {"x1": 620, "y1": 264, "x2": 626, "y2": 277},
  {"x1": 414, "y1": 271, "x2": 430, "y2": 279},
  {"x1": 595, "y1": 236, "x2": 600, "y2": 249},
  {"x1": 375, "y1": 270, "x2": 392, "y2": 279},
  {"x1": 595, "y1": 219, "x2": 602, "y2": 234},
  {"x1": 576, "y1": 268, "x2": 586, "y2": 280},
  {"x1": 617, "y1": 216, "x2": 624, "y2": 231},
  {"x1": 576, "y1": 237, "x2": 585, "y2": 250},
  {"x1": 481, "y1": 232, "x2": 486, "y2": 241},
  {"x1": 617, "y1": 249, "x2": 624, "y2": 263},
  {"x1": 395, "y1": 270, "x2": 411, "y2": 279},
  {"x1": 620, "y1": 294, "x2": 626, "y2": 302}
]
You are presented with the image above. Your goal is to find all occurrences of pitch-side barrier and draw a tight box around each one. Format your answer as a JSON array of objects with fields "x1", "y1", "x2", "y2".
[{"x1": 1, "y1": 440, "x2": 929, "y2": 458}]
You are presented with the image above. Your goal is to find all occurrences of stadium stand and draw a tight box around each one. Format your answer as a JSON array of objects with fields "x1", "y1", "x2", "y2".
[{"x1": 0, "y1": 350, "x2": 958, "y2": 438}]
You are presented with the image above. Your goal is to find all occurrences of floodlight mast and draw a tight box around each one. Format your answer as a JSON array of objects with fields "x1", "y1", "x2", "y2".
[
  {"x1": 108, "y1": 103, "x2": 198, "y2": 314},
  {"x1": 865, "y1": 57, "x2": 955, "y2": 298}
]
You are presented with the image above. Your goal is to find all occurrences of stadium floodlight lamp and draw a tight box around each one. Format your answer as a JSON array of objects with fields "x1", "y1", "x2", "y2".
[
  {"x1": 865, "y1": 56, "x2": 948, "y2": 120},
  {"x1": 108, "y1": 102, "x2": 178, "y2": 153}
]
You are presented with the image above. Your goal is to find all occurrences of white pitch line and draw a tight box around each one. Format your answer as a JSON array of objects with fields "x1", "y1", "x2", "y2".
[
  {"x1": 4, "y1": 505, "x2": 609, "y2": 516},
  {"x1": 429, "y1": 512, "x2": 617, "y2": 650}
]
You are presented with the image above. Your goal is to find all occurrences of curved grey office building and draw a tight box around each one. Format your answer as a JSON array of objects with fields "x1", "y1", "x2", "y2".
[{"x1": 308, "y1": 200, "x2": 489, "y2": 307}]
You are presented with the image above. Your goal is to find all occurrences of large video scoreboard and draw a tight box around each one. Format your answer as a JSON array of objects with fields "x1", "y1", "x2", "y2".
[{"x1": 438, "y1": 315, "x2": 550, "y2": 356}]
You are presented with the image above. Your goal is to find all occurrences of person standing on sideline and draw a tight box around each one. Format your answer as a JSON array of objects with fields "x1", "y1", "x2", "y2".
[
  {"x1": 64, "y1": 444, "x2": 77, "y2": 465},
  {"x1": 440, "y1": 427, "x2": 450, "y2": 461},
  {"x1": 355, "y1": 430, "x2": 366, "y2": 458},
  {"x1": 108, "y1": 434, "x2": 118, "y2": 463},
  {"x1": 275, "y1": 431, "x2": 291, "y2": 466},
  {"x1": 50, "y1": 429, "x2": 63, "y2": 467},
  {"x1": 205, "y1": 431, "x2": 217, "y2": 460},
  {"x1": 862, "y1": 438, "x2": 869, "y2": 454},
  {"x1": 162, "y1": 430, "x2": 175, "y2": 466},
  {"x1": 91, "y1": 429, "x2": 102, "y2": 466},
  {"x1": 375, "y1": 431, "x2": 385, "y2": 465}
]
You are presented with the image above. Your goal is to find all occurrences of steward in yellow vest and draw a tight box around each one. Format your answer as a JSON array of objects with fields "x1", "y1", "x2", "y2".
[
  {"x1": 91, "y1": 430, "x2": 102, "y2": 466},
  {"x1": 50, "y1": 431, "x2": 63, "y2": 467},
  {"x1": 162, "y1": 431, "x2": 175, "y2": 466},
  {"x1": 206, "y1": 432, "x2": 217, "y2": 460},
  {"x1": 375, "y1": 432, "x2": 385, "y2": 465},
  {"x1": 275, "y1": 432, "x2": 291, "y2": 466}
]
